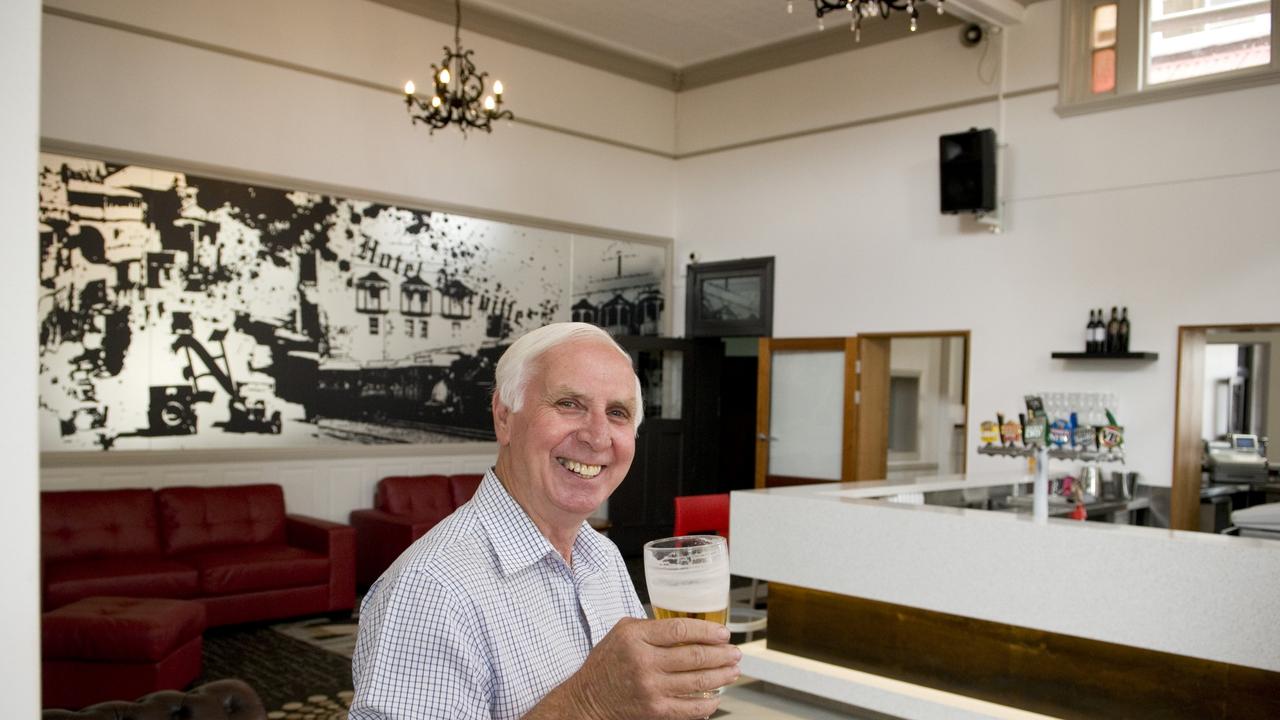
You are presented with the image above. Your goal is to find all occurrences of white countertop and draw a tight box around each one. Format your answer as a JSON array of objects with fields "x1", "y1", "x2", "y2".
[
  {"x1": 792, "y1": 472, "x2": 1028, "y2": 499},
  {"x1": 730, "y1": 475, "x2": 1280, "y2": 673}
]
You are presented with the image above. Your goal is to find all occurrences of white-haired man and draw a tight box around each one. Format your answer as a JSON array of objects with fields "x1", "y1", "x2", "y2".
[{"x1": 351, "y1": 322, "x2": 740, "y2": 720}]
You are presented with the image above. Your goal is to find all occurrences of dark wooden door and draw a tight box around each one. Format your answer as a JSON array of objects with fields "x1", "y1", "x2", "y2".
[{"x1": 609, "y1": 336, "x2": 721, "y2": 556}]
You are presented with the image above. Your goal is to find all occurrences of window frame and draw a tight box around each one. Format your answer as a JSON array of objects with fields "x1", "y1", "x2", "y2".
[{"x1": 1057, "y1": 0, "x2": 1279, "y2": 116}]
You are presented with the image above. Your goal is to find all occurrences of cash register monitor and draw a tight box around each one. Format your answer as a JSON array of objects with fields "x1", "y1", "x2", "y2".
[{"x1": 1229, "y1": 434, "x2": 1257, "y2": 451}]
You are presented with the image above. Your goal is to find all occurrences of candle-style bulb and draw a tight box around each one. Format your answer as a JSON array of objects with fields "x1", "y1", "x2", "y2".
[
  {"x1": 438, "y1": 67, "x2": 450, "y2": 84},
  {"x1": 404, "y1": 80, "x2": 416, "y2": 95},
  {"x1": 431, "y1": 95, "x2": 442, "y2": 108},
  {"x1": 493, "y1": 80, "x2": 504, "y2": 95},
  {"x1": 483, "y1": 95, "x2": 496, "y2": 111}
]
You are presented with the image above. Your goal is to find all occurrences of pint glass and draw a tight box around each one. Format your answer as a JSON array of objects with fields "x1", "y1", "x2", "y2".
[{"x1": 642, "y1": 535, "x2": 730, "y2": 697}]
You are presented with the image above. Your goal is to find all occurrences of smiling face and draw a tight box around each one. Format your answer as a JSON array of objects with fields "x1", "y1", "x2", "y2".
[{"x1": 493, "y1": 338, "x2": 639, "y2": 538}]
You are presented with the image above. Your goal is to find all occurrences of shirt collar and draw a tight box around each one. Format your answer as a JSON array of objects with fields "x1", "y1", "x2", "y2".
[{"x1": 476, "y1": 467, "x2": 610, "y2": 577}]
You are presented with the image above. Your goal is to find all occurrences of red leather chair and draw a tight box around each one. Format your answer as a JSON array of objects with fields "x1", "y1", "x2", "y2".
[
  {"x1": 349, "y1": 474, "x2": 483, "y2": 587},
  {"x1": 674, "y1": 493, "x2": 730, "y2": 542},
  {"x1": 672, "y1": 493, "x2": 766, "y2": 638}
]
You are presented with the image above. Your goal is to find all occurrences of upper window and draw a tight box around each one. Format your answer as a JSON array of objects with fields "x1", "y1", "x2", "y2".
[{"x1": 1059, "y1": 0, "x2": 1276, "y2": 114}]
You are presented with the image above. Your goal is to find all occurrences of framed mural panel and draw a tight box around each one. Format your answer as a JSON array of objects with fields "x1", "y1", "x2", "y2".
[
  {"x1": 38, "y1": 152, "x2": 668, "y2": 451},
  {"x1": 685, "y1": 256, "x2": 774, "y2": 338}
]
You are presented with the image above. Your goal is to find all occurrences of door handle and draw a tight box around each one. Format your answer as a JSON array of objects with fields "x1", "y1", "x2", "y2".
[{"x1": 757, "y1": 433, "x2": 778, "y2": 441}]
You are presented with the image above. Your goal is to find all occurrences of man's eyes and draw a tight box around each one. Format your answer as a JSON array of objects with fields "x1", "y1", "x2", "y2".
[{"x1": 554, "y1": 398, "x2": 631, "y2": 420}]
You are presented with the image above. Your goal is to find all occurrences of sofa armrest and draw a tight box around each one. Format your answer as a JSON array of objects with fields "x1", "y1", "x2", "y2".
[
  {"x1": 286, "y1": 514, "x2": 355, "y2": 613},
  {"x1": 348, "y1": 509, "x2": 441, "y2": 587}
]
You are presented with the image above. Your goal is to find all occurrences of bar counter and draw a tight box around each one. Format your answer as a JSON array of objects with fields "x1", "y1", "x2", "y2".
[{"x1": 730, "y1": 475, "x2": 1280, "y2": 719}]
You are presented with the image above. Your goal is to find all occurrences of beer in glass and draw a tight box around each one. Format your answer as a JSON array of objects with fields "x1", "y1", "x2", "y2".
[{"x1": 643, "y1": 535, "x2": 730, "y2": 696}]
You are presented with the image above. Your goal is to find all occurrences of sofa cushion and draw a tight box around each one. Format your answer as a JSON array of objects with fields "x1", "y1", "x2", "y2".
[
  {"x1": 44, "y1": 556, "x2": 200, "y2": 609},
  {"x1": 157, "y1": 484, "x2": 286, "y2": 555},
  {"x1": 42, "y1": 489, "x2": 162, "y2": 562},
  {"x1": 180, "y1": 544, "x2": 330, "y2": 595},
  {"x1": 450, "y1": 474, "x2": 483, "y2": 506},
  {"x1": 43, "y1": 596, "x2": 206, "y2": 662},
  {"x1": 376, "y1": 475, "x2": 456, "y2": 522}
]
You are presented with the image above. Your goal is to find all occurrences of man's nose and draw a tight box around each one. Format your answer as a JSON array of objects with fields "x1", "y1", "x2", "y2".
[{"x1": 577, "y1": 410, "x2": 611, "y2": 450}]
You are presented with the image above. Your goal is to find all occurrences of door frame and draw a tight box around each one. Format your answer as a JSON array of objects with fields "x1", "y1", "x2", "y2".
[
  {"x1": 755, "y1": 337, "x2": 858, "y2": 488},
  {"x1": 859, "y1": 330, "x2": 971, "y2": 477},
  {"x1": 755, "y1": 331, "x2": 972, "y2": 489},
  {"x1": 1172, "y1": 322, "x2": 1280, "y2": 531}
]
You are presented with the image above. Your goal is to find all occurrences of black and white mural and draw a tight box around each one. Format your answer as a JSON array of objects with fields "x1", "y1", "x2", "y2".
[{"x1": 38, "y1": 153, "x2": 667, "y2": 450}]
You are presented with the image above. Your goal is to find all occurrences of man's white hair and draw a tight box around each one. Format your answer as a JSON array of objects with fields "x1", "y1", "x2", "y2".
[{"x1": 494, "y1": 322, "x2": 644, "y2": 428}]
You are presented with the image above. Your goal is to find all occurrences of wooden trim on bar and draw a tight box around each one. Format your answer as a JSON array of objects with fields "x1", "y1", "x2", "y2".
[{"x1": 768, "y1": 583, "x2": 1280, "y2": 720}]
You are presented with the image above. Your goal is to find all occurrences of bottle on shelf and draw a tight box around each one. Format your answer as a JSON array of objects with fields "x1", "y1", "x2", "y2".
[
  {"x1": 1105, "y1": 307, "x2": 1120, "y2": 353},
  {"x1": 1094, "y1": 308, "x2": 1106, "y2": 353},
  {"x1": 1085, "y1": 310, "x2": 1098, "y2": 353},
  {"x1": 1118, "y1": 307, "x2": 1130, "y2": 353}
]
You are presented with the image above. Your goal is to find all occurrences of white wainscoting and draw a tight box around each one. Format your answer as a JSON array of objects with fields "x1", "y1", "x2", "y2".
[{"x1": 40, "y1": 446, "x2": 498, "y2": 524}]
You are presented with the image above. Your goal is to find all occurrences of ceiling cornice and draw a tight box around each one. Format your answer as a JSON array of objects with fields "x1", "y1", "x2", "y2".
[
  {"x1": 678, "y1": 11, "x2": 961, "y2": 91},
  {"x1": 368, "y1": 0, "x2": 681, "y2": 90},
  {"x1": 371, "y1": 0, "x2": 968, "y2": 93}
]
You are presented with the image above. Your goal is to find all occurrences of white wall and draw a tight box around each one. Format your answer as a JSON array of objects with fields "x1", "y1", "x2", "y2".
[
  {"x1": 674, "y1": 0, "x2": 1280, "y2": 486},
  {"x1": 4, "y1": 0, "x2": 43, "y2": 714},
  {"x1": 38, "y1": 0, "x2": 680, "y2": 517},
  {"x1": 41, "y1": 0, "x2": 677, "y2": 237},
  {"x1": 35, "y1": 0, "x2": 1280, "y2": 500},
  {"x1": 888, "y1": 337, "x2": 941, "y2": 468},
  {"x1": 1203, "y1": 344, "x2": 1239, "y2": 440}
]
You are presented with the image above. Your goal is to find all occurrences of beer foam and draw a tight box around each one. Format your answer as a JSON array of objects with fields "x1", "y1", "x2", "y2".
[{"x1": 645, "y1": 565, "x2": 729, "y2": 614}]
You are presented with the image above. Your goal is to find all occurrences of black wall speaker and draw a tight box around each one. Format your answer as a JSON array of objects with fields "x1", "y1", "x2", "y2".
[{"x1": 939, "y1": 128, "x2": 996, "y2": 214}]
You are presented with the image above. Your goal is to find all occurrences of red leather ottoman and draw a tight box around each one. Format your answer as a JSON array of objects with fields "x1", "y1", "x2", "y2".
[{"x1": 42, "y1": 596, "x2": 206, "y2": 710}]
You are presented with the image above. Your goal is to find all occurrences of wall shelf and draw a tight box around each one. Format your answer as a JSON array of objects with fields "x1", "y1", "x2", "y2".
[{"x1": 1051, "y1": 352, "x2": 1158, "y2": 360}]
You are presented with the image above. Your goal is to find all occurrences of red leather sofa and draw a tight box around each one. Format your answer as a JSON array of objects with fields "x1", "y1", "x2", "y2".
[
  {"x1": 349, "y1": 473, "x2": 482, "y2": 587},
  {"x1": 41, "y1": 484, "x2": 356, "y2": 627}
]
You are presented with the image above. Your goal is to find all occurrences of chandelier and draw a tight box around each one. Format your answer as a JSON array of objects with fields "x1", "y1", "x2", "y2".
[
  {"x1": 788, "y1": 0, "x2": 945, "y2": 42},
  {"x1": 403, "y1": 0, "x2": 513, "y2": 134}
]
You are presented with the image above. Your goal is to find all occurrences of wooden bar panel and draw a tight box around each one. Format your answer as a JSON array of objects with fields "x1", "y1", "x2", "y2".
[{"x1": 768, "y1": 583, "x2": 1280, "y2": 720}]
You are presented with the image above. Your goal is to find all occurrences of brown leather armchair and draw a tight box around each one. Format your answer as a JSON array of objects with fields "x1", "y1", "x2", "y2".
[{"x1": 42, "y1": 679, "x2": 265, "y2": 720}]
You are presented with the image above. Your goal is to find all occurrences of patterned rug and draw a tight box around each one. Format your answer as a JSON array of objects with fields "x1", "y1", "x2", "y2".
[{"x1": 196, "y1": 619, "x2": 357, "y2": 718}]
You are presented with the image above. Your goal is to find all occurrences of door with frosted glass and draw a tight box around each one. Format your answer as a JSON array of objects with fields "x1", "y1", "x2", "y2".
[{"x1": 755, "y1": 338, "x2": 867, "y2": 488}]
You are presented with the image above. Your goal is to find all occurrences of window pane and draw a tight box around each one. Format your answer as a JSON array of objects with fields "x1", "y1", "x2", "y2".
[
  {"x1": 1093, "y1": 4, "x2": 1118, "y2": 47},
  {"x1": 1147, "y1": 0, "x2": 1271, "y2": 85},
  {"x1": 1093, "y1": 47, "x2": 1118, "y2": 92}
]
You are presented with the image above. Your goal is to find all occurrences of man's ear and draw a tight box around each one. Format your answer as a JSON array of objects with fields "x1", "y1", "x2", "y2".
[{"x1": 492, "y1": 393, "x2": 512, "y2": 446}]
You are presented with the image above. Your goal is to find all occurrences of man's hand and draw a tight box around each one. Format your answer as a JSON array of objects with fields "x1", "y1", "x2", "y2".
[{"x1": 527, "y1": 617, "x2": 741, "y2": 720}]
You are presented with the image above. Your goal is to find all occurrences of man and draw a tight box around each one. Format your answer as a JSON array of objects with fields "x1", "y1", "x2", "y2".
[{"x1": 351, "y1": 322, "x2": 740, "y2": 720}]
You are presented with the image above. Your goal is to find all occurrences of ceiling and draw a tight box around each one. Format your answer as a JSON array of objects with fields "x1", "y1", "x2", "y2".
[{"x1": 371, "y1": 0, "x2": 984, "y2": 90}]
